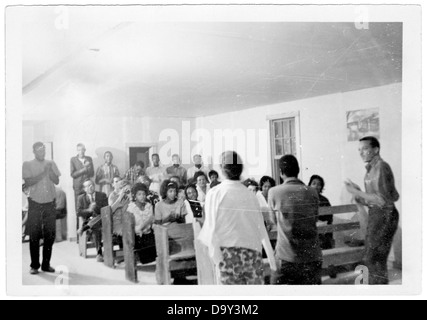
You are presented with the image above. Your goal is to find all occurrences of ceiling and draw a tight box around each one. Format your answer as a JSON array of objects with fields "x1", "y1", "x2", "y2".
[{"x1": 21, "y1": 10, "x2": 402, "y2": 119}]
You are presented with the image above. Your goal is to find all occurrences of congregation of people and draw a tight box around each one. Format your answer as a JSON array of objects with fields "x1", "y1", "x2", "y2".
[{"x1": 22, "y1": 136, "x2": 400, "y2": 285}]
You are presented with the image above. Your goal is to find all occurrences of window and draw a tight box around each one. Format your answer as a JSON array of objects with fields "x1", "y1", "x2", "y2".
[{"x1": 270, "y1": 117, "x2": 298, "y2": 184}]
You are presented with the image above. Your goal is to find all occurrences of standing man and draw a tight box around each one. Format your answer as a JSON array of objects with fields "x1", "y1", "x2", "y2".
[
  {"x1": 70, "y1": 143, "x2": 94, "y2": 231},
  {"x1": 345, "y1": 136, "x2": 400, "y2": 285},
  {"x1": 166, "y1": 154, "x2": 187, "y2": 186},
  {"x1": 77, "y1": 179, "x2": 108, "y2": 262},
  {"x1": 145, "y1": 154, "x2": 166, "y2": 195},
  {"x1": 22, "y1": 142, "x2": 61, "y2": 275},
  {"x1": 268, "y1": 155, "x2": 322, "y2": 285},
  {"x1": 95, "y1": 151, "x2": 120, "y2": 197},
  {"x1": 187, "y1": 154, "x2": 208, "y2": 185},
  {"x1": 124, "y1": 161, "x2": 146, "y2": 186}
]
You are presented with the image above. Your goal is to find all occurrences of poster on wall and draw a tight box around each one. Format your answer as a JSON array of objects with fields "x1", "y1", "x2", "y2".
[{"x1": 346, "y1": 108, "x2": 380, "y2": 142}]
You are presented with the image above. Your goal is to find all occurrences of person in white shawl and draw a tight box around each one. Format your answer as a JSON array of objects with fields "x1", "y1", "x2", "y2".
[{"x1": 198, "y1": 151, "x2": 276, "y2": 285}]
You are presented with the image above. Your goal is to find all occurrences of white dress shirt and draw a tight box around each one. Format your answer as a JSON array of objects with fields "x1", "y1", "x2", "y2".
[{"x1": 198, "y1": 179, "x2": 276, "y2": 270}]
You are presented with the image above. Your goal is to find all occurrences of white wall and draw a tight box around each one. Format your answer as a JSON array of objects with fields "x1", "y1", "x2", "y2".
[
  {"x1": 195, "y1": 84, "x2": 401, "y2": 207},
  {"x1": 195, "y1": 83, "x2": 402, "y2": 265}
]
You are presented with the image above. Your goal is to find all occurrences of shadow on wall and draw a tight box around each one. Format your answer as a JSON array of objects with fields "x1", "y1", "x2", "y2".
[{"x1": 92, "y1": 147, "x2": 128, "y2": 180}]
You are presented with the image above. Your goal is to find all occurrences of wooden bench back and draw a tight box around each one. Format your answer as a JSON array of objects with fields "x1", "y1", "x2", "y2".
[
  {"x1": 268, "y1": 204, "x2": 359, "y2": 241},
  {"x1": 154, "y1": 223, "x2": 195, "y2": 257}
]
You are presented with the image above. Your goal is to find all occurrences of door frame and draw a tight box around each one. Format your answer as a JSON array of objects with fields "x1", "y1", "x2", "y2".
[{"x1": 125, "y1": 143, "x2": 158, "y2": 169}]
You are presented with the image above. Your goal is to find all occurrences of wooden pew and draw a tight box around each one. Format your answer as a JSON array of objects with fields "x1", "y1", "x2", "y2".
[
  {"x1": 318, "y1": 205, "x2": 365, "y2": 270},
  {"x1": 152, "y1": 205, "x2": 364, "y2": 285},
  {"x1": 101, "y1": 206, "x2": 125, "y2": 268},
  {"x1": 153, "y1": 223, "x2": 197, "y2": 285},
  {"x1": 122, "y1": 210, "x2": 138, "y2": 283},
  {"x1": 78, "y1": 216, "x2": 97, "y2": 258},
  {"x1": 101, "y1": 205, "x2": 140, "y2": 283},
  {"x1": 265, "y1": 204, "x2": 365, "y2": 279}
]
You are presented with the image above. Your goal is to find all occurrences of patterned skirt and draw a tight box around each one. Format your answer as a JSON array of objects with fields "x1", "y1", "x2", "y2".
[{"x1": 218, "y1": 247, "x2": 264, "y2": 285}]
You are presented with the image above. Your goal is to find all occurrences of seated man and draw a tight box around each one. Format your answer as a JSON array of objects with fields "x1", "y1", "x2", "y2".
[
  {"x1": 77, "y1": 179, "x2": 108, "y2": 262},
  {"x1": 108, "y1": 175, "x2": 123, "y2": 206}
]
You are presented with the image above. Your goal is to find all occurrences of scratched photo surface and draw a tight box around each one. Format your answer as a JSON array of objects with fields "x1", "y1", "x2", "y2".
[{"x1": 5, "y1": 3, "x2": 422, "y2": 297}]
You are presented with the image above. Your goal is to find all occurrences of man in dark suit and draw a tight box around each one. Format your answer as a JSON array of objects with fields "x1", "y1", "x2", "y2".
[
  {"x1": 77, "y1": 179, "x2": 108, "y2": 262},
  {"x1": 70, "y1": 143, "x2": 94, "y2": 231}
]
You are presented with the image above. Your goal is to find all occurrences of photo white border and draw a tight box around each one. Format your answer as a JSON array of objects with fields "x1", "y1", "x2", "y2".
[{"x1": 2, "y1": 0, "x2": 424, "y2": 299}]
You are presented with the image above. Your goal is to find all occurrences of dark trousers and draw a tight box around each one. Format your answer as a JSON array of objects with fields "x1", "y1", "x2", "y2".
[
  {"x1": 83, "y1": 221, "x2": 103, "y2": 256},
  {"x1": 271, "y1": 260, "x2": 322, "y2": 285},
  {"x1": 27, "y1": 198, "x2": 57, "y2": 270},
  {"x1": 365, "y1": 206, "x2": 399, "y2": 285},
  {"x1": 319, "y1": 233, "x2": 334, "y2": 250},
  {"x1": 135, "y1": 232, "x2": 156, "y2": 264}
]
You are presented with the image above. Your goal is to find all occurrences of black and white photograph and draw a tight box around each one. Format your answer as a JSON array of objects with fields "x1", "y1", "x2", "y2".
[{"x1": 3, "y1": 2, "x2": 423, "y2": 298}]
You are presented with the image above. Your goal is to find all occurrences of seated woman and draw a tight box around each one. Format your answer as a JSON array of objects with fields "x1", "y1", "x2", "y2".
[
  {"x1": 127, "y1": 183, "x2": 157, "y2": 264},
  {"x1": 194, "y1": 171, "x2": 210, "y2": 205},
  {"x1": 154, "y1": 180, "x2": 187, "y2": 226},
  {"x1": 184, "y1": 184, "x2": 204, "y2": 235},
  {"x1": 308, "y1": 174, "x2": 334, "y2": 250},
  {"x1": 208, "y1": 170, "x2": 221, "y2": 189},
  {"x1": 256, "y1": 176, "x2": 276, "y2": 231}
]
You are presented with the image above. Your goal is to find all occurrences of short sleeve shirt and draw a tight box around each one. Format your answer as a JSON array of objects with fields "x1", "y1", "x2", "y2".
[{"x1": 22, "y1": 159, "x2": 61, "y2": 204}]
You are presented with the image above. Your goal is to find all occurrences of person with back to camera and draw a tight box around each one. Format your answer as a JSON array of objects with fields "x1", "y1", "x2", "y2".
[
  {"x1": 268, "y1": 155, "x2": 322, "y2": 285},
  {"x1": 198, "y1": 151, "x2": 276, "y2": 285}
]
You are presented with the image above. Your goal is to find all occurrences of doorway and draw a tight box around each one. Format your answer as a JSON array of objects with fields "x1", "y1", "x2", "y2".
[{"x1": 129, "y1": 147, "x2": 151, "y2": 169}]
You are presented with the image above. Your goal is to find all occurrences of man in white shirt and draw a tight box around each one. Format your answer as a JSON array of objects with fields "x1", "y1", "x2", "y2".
[
  {"x1": 22, "y1": 142, "x2": 61, "y2": 275},
  {"x1": 145, "y1": 153, "x2": 166, "y2": 194}
]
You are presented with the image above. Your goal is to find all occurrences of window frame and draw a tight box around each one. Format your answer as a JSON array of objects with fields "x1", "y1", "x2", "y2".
[{"x1": 267, "y1": 111, "x2": 302, "y2": 184}]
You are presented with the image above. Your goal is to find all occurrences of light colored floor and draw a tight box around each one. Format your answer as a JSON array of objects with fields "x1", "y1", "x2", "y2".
[
  {"x1": 22, "y1": 240, "x2": 157, "y2": 286},
  {"x1": 22, "y1": 240, "x2": 402, "y2": 286},
  {"x1": 322, "y1": 268, "x2": 402, "y2": 285}
]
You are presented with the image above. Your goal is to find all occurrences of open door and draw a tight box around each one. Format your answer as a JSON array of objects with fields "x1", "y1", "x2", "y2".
[{"x1": 129, "y1": 147, "x2": 151, "y2": 169}]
